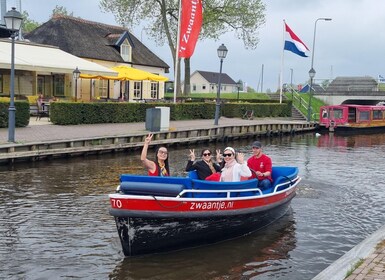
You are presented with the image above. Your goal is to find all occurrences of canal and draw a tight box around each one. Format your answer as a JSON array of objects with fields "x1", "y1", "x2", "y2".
[{"x1": 1, "y1": 132, "x2": 385, "y2": 279}]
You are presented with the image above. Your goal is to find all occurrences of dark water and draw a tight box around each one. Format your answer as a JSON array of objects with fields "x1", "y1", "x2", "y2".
[{"x1": 1, "y1": 132, "x2": 385, "y2": 280}]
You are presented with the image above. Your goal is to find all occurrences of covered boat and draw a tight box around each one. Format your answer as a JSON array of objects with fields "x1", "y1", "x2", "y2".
[
  {"x1": 109, "y1": 166, "x2": 301, "y2": 256},
  {"x1": 318, "y1": 104, "x2": 385, "y2": 134}
]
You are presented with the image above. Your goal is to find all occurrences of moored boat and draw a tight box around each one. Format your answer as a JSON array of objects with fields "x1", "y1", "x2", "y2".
[
  {"x1": 318, "y1": 104, "x2": 385, "y2": 134},
  {"x1": 108, "y1": 166, "x2": 301, "y2": 256}
]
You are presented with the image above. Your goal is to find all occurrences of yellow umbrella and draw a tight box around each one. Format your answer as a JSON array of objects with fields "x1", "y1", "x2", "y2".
[{"x1": 80, "y1": 65, "x2": 168, "y2": 81}]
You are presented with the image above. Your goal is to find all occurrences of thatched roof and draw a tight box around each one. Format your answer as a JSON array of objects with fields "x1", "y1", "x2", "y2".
[
  {"x1": 25, "y1": 15, "x2": 169, "y2": 72},
  {"x1": 327, "y1": 76, "x2": 377, "y2": 91}
]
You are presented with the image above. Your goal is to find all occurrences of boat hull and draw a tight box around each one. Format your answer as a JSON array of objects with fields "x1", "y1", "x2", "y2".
[
  {"x1": 114, "y1": 198, "x2": 294, "y2": 256},
  {"x1": 318, "y1": 124, "x2": 385, "y2": 135}
]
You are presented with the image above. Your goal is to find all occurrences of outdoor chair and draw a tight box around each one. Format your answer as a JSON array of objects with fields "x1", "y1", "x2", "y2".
[
  {"x1": 36, "y1": 100, "x2": 49, "y2": 120},
  {"x1": 242, "y1": 110, "x2": 254, "y2": 120}
]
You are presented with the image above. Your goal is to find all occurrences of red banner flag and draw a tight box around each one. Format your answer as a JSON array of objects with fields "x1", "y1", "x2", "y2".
[{"x1": 178, "y1": 0, "x2": 203, "y2": 58}]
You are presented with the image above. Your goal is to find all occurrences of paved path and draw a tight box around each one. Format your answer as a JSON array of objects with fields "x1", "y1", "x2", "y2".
[
  {"x1": 0, "y1": 117, "x2": 308, "y2": 144},
  {"x1": 345, "y1": 240, "x2": 385, "y2": 280}
]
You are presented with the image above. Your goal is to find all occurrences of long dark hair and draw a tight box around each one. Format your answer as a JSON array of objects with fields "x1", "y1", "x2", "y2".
[{"x1": 154, "y1": 146, "x2": 170, "y2": 176}]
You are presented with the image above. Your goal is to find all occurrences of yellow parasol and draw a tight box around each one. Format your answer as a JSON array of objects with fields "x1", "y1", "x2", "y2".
[{"x1": 80, "y1": 65, "x2": 168, "y2": 81}]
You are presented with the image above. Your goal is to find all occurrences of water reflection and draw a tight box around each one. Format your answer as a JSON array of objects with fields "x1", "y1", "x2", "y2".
[
  {"x1": 1, "y1": 132, "x2": 385, "y2": 279},
  {"x1": 109, "y1": 210, "x2": 296, "y2": 280}
]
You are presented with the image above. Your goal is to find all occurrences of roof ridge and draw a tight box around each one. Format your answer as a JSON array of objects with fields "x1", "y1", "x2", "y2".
[{"x1": 52, "y1": 14, "x2": 128, "y2": 31}]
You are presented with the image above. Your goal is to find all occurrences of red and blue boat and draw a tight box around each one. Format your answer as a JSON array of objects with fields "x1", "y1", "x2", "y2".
[{"x1": 108, "y1": 166, "x2": 301, "y2": 256}]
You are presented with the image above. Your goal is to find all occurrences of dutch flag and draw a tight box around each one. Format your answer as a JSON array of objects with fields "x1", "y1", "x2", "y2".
[{"x1": 284, "y1": 23, "x2": 309, "y2": 57}]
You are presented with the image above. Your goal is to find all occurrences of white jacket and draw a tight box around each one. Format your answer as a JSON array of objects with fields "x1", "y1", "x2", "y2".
[{"x1": 221, "y1": 162, "x2": 252, "y2": 182}]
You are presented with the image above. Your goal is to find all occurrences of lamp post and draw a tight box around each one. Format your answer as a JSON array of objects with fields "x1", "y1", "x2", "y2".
[
  {"x1": 214, "y1": 43, "x2": 228, "y2": 125},
  {"x1": 73, "y1": 67, "x2": 81, "y2": 102},
  {"x1": 307, "y1": 68, "x2": 316, "y2": 121},
  {"x1": 4, "y1": 7, "x2": 23, "y2": 143},
  {"x1": 307, "y1": 17, "x2": 332, "y2": 122}
]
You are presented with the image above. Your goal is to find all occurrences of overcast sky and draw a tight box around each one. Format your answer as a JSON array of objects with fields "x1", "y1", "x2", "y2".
[{"x1": 8, "y1": 0, "x2": 385, "y2": 92}]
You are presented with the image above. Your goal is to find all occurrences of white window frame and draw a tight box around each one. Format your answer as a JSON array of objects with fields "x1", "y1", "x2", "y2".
[
  {"x1": 150, "y1": 82, "x2": 158, "y2": 99},
  {"x1": 121, "y1": 39, "x2": 131, "y2": 62},
  {"x1": 134, "y1": 81, "x2": 142, "y2": 99}
]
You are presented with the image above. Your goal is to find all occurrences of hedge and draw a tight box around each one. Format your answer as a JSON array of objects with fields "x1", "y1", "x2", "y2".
[{"x1": 0, "y1": 101, "x2": 30, "y2": 128}]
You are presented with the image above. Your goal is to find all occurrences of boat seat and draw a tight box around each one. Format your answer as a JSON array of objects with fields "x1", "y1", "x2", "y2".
[{"x1": 120, "y1": 181, "x2": 184, "y2": 197}]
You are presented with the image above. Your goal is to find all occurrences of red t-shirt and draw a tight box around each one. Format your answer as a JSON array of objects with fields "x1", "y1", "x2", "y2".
[{"x1": 247, "y1": 154, "x2": 272, "y2": 182}]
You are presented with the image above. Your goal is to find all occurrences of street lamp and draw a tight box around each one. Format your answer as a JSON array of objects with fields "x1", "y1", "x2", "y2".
[
  {"x1": 73, "y1": 67, "x2": 81, "y2": 102},
  {"x1": 214, "y1": 43, "x2": 228, "y2": 125},
  {"x1": 307, "y1": 17, "x2": 332, "y2": 122},
  {"x1": 4, "y1": 7, "x2": 23, "y2": 143}
]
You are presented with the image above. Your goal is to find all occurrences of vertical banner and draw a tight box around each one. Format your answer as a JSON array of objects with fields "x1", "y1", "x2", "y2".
[{"x1": 178, "y1": 0, "x2": 203, "y2": 58}]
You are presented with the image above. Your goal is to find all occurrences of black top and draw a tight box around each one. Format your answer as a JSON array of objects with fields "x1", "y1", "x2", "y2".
[{"x1": 185, "y1": 160, "x2": 222, "y2": 180}]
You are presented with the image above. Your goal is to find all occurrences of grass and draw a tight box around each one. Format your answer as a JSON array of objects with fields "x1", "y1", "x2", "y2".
[
  {"x1": 375, "y1": 239, "x2": 385, "y2": 250},
  {"x1": 284, "y1": 92, "x2": 326, "y2": 121},
  {"x1": 345, "y1": 258, "x2": 364, "y2": 278},
  {"x1": 164, "y1": 92, "x2": 269, "y2": 100},
  {"x1": 165, "y1": 91, "x2": 325, "y2": 121}
]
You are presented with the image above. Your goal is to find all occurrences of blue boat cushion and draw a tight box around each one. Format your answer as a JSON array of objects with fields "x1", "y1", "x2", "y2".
[{"x1": 120, "y1": 181, "x2": 184, "y2": 197}]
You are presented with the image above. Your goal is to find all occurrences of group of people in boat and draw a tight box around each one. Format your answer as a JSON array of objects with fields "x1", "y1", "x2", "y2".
[{"x1": 140, "y1": 133, "x2": 273, "y2": 190}]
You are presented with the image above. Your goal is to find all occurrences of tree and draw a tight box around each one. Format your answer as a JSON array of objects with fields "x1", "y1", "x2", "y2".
[
  {"x1": 22, "y1": 11, "x2": 40, "y2": 33},
  {"x1": 51, "y1": 5, "x2": 73, "y2": 17},
  {"x1": 99, "y1": 0, "x2": 266, "y2": 96}
]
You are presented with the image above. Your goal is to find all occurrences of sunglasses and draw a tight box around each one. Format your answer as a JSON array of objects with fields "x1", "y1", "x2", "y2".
[
  {"x1": 223, "y1": 153, "x2": 233, "y2": 157},
  {"x1": 158, "y1": 150, "x2": 168, "y2": 155},
  {"x1": 202, "y1": 153, "x2": 211, "y2": 156}
]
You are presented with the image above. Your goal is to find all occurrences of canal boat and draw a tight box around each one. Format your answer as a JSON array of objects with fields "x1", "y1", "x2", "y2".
[
  {"x1": 108, "y1": 166, "x2": 301, "y2": 257},
  {"x1": 318, "y1": 104, "x2": 385, "y2": 134}
]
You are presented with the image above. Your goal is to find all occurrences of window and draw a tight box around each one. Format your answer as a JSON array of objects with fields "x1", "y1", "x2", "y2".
[
  {"x1": 192, "y1": 84, "x2": 196, "y2": 91},
  {"x1": 134, "y1": 81, "x2": 142, "y2": 99},
  {"x1": 359, "y1": 111, "x2": 370, "y2": 121},
  {"x1": 150, "y1": 82, "x2": 158, "y2": 99},
  {"x1": 332, "y1": 109, "x2": 343, "y2": 119},
  {"x1": 321, "y1": 109, "x2": 328, "y2": 119},
  {"x1": 98, "y1": 80, "x2": 108, "y2": 98},
  {"x1": 0, "y1": 74, "x2": 3, "y2": 93},
  {"x1": 53, "y1": 74, "x2": 65, "y2": 96},
  {"x1": 372, "y1": 110, "x2": 383, "y2": 120},
  {"x1": 121, "y1": 40, "x2": 131, "y2": 62},
  {"x1": 202, "y1": 84, "x2": 206, "y2": 90}
]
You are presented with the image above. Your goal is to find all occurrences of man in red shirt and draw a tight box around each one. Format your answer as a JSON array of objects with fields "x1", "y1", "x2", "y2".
[{"x1": 247, "y1": 141, "x2": 272, "y2": 190}]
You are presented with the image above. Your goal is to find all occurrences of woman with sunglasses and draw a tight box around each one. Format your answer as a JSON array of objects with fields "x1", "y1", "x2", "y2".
[
  {"x1": 141, "y1": 133, "x2": 170, "y2": 177},
  {"x1": 220, "y1": 147, "x2": 252, "y2": 182},
  {"x1": 185, "y1": 148, "x2": 222, "y2": 180}
]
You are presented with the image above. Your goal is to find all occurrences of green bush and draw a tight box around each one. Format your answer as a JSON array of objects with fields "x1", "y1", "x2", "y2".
[
  {"x1": 49, "y1": 101, "x2": 291, "y2": 125},
  {"x1": 0, "y1": 101, "x2": 30, "y2": 128}
]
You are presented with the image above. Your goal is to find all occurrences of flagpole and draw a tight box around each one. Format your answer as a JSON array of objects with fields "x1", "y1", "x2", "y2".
[
  {"x1": 279, "y1": 20, "x2": 286, "y2": 104},
  {"x1": 173, "y1": 0, "x2": 182, "y2": 104}
]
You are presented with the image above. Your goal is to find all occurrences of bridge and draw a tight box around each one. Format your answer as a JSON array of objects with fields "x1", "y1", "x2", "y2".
[
  {"x1": 311, "y1": 77, "x2": 385, "y2": 105},
  {"x1": 314, "y1": 90, "x2": 385, "y2": 105}
]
